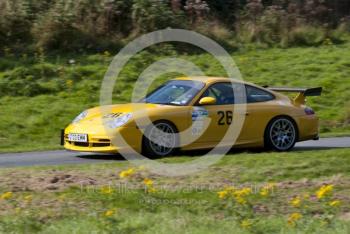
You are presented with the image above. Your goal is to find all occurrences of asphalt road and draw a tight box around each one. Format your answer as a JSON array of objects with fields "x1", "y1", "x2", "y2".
[{"x1": 0, "y1": 137, "x2": 349, "y2": 168}]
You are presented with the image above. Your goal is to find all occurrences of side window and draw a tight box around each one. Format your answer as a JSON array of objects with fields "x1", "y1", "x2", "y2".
[
  {"x1": 202, "y1": 87, "x2": 218, "y2": 100},
  {"x1": 202, "y1": 83, "x2": 235, "y2": 105},
  {"x1": 246, "y1": 85, "x2": 274, "y2": 103}
]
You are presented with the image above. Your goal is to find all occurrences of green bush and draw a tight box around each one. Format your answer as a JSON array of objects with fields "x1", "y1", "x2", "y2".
[
  {"x1": 0, "y1": 64, "x2": 60, "y2": 96},
  {"x1": 287, "y1": 26, "x2": 326, "y2": 46},
  {"x1": 32, "y1": 0, "x2": 90, "y2": 51},
  {"x1": 0, "y1": 0, "x2": 32, "y2": 48},
  {"x1": 132, "y1": 0, "x2": 185, "y2": 33},
  {"x1": 30, "y1": 0, "x2": 131, "y2": 52},
  {"x1": 1, "y1": 0, "x2": 350, "y2": 51}
]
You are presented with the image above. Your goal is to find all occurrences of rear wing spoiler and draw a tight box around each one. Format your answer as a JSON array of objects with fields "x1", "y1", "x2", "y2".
[{"x1": 264, "y1": 87, "x2": 323, "y2": 105}]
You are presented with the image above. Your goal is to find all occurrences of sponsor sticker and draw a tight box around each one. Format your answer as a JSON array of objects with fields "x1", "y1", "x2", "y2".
[
  {"x1": 191, "y1": 107, "x2": 209, "y2": 135},
  {"x1": 103, "y1": 113, "x2": 122, "y2": 119},
  {"x1": 192, "y1": 107, "x2": 209, "y2": 121}
]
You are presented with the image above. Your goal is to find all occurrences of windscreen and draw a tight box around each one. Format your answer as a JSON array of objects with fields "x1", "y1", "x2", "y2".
[{"x1": 141, "y1": 80, "x2": 205, "y2": 106}]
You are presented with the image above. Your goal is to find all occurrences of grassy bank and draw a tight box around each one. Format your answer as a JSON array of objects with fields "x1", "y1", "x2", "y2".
[
  {"x1": 0, "y1": 43, "x2": 349, "y2": 152},
  {"x1": 0, "y1": 149, "x2": 350, "y2": 233}
]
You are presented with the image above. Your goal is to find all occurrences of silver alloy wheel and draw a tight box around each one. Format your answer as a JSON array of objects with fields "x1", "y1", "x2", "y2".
[
  {"x1": 148, "y1": 122, "x2": 176, "y2": 156},
  {"x1": 269, "y1": 118, "x2": 296, "y2": 151}
]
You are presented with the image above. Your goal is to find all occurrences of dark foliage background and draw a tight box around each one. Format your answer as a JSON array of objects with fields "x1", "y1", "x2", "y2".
[{"x1": 1, "y1": 0, "x2": 350, "y2": 52}]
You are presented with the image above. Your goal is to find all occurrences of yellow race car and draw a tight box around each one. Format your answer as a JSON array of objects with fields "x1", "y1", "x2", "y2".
[{"x1": 62, "y1": 77, "x2": 322, "y2": 157}]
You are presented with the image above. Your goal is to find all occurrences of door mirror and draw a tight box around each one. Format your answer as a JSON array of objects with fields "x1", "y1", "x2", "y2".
[{"x1": 199, "y1": 97, "x2": 216, "y2": 105}]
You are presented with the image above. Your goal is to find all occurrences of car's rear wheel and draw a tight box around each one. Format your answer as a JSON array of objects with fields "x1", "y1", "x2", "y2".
[
  {"x1": 143, "y1": 121, "x2": 178, "y2": 158},
  {"x1": 265, "y1": 117, "x2": 297, "y2": 151}
]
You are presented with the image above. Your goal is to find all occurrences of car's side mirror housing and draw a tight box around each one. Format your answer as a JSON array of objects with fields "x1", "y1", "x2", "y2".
[{"x1": 199, "y1": 97, "x2": 216, "y2": 105}]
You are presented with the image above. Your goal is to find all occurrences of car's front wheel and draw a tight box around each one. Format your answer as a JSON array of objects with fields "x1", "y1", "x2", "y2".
[
  {"x1": 142, "y1": 121, "x2": 178, "y2": 158},
  {"x1": 265, "y1": 117, "x2": 297, "y2": 151}
]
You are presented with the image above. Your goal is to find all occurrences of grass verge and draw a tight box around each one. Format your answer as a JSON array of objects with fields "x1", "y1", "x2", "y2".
[{"x1": 0, "y1": 149, "x2": 349, "y2": 233}]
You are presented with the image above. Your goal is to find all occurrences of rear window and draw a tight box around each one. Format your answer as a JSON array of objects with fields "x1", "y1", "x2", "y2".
[{"x1": 246, "y1": 85, "x2": 274, "y2": 103}]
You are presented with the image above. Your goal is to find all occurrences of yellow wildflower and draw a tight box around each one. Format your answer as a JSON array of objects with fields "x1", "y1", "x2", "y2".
[
  {"x1": 240, "y1": 219, "x2": 253, "y2": 229},
  {"x1": 119, "y1": 168, "x2": 135, "y2": 178},
  {"x1": 290, "y1": 196, "x2": 302, "y2": 208},
  {"x1": 329, "y1": 200, "x2": 341, "y2": 207},
  {"x1": 288, "y1": 212, "x2": 302, "y2": 227},
  {"x1": 316, "y1": 185, "x2": 333, "y2": 199},
  {"x1": 24, "y1": 195, "x2": 33, "y2": 202},
  {"x1": 260, "y1": 183, "x2": 276, "y2": 197},
  {"x1": 147, "y1": 187, "x2": 157, "y2": 194},
  {"x1": 1, "y1": 192, "x2": 13, "y2": 200},
  {"x1": 241, "y1": 187, "x2": 252, "y2": 196},
  {"x1": 218, "y1": 190, "x2": 229, "y2": 199},
  {"x1": 224, "y1": 186, "x2": 236, "y2": 192},
  {"x1": 143, "y1": 178, "x2": 154, "y2": 186},
  {"x1": 126, "y1": 168, "x2": 135, "y2": 174},
  {"x1": 260, "y1": 188, "x2": 269, "y2": 197},
  {"x1": 100, "y1": 186, "x2": 114, "y2": 195},
  {"x1": 232, "y1": 188, "x2": 251, "y2": 204},
  {"x1": 235, "y1": 196, "x2": 247, "y2": 205},
  {"x1": 289, "y1": 212, "x2": 302, "y2": 221},
  {"x1": 119, "y1": 171, "x2": 128, "y2": 178},
  {"x1": 104, "y1": 209, "x2": 116, "y2": 217},
  {"x1": 234, "y1": 188, "x2": 252, "y2": 197}
]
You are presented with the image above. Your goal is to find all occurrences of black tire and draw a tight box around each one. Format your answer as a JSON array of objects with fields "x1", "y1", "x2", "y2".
[
  {"x1": 264, "y1": 117, "x2": 298, "y2": 152},
  {"x1": 142, "y1": 121, "x2": 178, "y2": 158}
]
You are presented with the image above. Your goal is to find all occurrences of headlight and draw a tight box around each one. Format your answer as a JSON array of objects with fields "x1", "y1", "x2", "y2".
[
  {"x1": 106, "y1": 113, "x2": 133, "y2": 129},
  {"x1": 72, "y1": 111, "x2": 88, "y2": 124}
]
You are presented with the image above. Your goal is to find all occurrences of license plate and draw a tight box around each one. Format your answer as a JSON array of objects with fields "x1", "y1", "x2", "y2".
[{"x1": 68, "y1": 133, "x2": 88, "y2": 143}]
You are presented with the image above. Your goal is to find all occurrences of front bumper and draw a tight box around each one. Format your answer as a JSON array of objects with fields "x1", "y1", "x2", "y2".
[{"x1": 61, "y1": 126, "x2": 143, "y2": 153}]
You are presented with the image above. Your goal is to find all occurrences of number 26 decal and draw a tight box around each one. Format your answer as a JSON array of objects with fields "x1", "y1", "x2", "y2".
[{"x1": 217, "y1": 111, "x2": 233, "y2": 125}]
